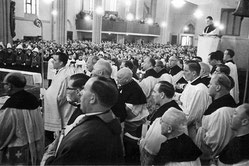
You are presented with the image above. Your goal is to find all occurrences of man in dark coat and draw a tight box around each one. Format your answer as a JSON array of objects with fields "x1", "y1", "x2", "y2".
[
  {"x1": 149, "y1": 81, "x2": 181, "y2": 124},
  {"x1": 43, "y1": 76, "x2": 124, "y2": 165},
  {"x1": 204, "y1": 73, "x2": 236, "y2": 115}
]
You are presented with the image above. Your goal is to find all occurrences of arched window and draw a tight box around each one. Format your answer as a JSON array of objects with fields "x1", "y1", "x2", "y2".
[{"x1": 24, "y1": 0, "x2": 37, "y2": 14}]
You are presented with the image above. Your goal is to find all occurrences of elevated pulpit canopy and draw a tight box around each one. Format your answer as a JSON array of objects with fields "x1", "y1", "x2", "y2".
[{"x1": 233, "y1": 0, "x2": 249, "y2": 18}]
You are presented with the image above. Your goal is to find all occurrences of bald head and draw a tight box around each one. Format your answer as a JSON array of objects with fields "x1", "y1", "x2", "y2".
[
  {"x1": 117, "y1": 67, "x2": 133, "y2": 86},
  {"x1": 161, "y1": 107, "x2": 187, "y2": 137},
  {"x1": 199, "y1": 62, "x2": 210, "y2": 77},
  {"x1": 92, "y1": 59, "x2": 112, "y2": 77}
]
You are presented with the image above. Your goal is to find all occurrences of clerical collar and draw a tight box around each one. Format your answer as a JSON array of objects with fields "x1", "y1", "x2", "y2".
[
  {"x1": 56, "y1": 67, "x2": 65, "y2": 74},
  {"x1": 189, "y1": 76, "x2": 201, "y2": 84},
  {"x1": 226, "y1": 60, "x2": 235, "y2": 64}
]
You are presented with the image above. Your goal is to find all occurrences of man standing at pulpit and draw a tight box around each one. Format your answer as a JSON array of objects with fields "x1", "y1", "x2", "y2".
[{"x1": 203, "y1": 16, "x2": 217, "y2": 36}]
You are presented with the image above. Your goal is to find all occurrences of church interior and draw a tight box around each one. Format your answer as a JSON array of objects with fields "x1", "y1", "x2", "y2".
[{"x1": 1, "y1": 0, "x2": 249, "y2": 165}]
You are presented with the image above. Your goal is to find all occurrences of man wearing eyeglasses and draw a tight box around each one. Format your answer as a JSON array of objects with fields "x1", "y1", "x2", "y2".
[
  {"x1": 66, "y1": 73, "x2": 89, "y2": 125},
  {"x1": 43, "y1": 76, "x2": 124, "y2": 165}
]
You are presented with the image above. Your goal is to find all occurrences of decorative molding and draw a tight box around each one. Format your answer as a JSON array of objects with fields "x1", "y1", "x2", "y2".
[{"x1": 76, "y1": 30, "x2": 159, "y2": 37}]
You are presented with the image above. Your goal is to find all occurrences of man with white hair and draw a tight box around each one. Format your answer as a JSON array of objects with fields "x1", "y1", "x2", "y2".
[
  {"x1": 199, "y1": 62, "x2": 211, "y2": 87},
  {"x1": 92, "y1": 59, "x2": 127, "y2": 122},
  {"x1": 117, "y1": 67, "x2": 148, "y2": 164},
  {"x1": 141, "y1": 108, "x2": 202, "y2": 165}
]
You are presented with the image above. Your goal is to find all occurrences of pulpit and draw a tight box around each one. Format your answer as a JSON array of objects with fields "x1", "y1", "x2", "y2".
[{"x1": 197, "y1": 36, "x2": 221, "y2": 64}]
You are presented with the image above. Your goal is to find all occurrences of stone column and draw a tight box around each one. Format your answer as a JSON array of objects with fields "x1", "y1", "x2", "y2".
[
  {"x1": 55, "y1": 0, "x2": 66, "y2": 44},
  {"x1": 156, "y1": 0, "x2": 171, "y2": 44},
  {"x1": 0, "y1": 0, "x2": 12, "y2": 44},
  {"x1": 92, "y1": 0, "x2": 102, "y2": 44}
]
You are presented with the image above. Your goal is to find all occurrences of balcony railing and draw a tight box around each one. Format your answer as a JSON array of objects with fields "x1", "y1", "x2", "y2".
[{"x1": 76, "y1": 18, "x2": 160, "y2": 36}]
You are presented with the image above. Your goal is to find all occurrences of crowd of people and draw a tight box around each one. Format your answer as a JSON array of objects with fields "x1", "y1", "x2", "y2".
[{"x1": 0, "y1": 39, "x2": 248, "y2": 166}]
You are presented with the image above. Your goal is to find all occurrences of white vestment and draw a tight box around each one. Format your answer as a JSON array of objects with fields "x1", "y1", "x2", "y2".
[
  {"x1": 196, "y1": 107, "x2": 235, "y2": 157},
  {"x1": 140, "y1": 118, "x2": 167, "y2": 155},
  {"x1": 180, "y1": 83, "x2": 211, "y2": 125},
  {"x1": 47, "y1": 58, "x2": 55, "y2": 80},
  {"x1": 44, "y1": 67, "x2": 75, "y2": 132},
  {"x1": 225, "y1": 62, "x2": 239, "y2": 104}
]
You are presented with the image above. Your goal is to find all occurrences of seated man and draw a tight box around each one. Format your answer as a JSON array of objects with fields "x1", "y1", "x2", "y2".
[
  {"x1": 218, "y1": 103, "x2": 249, "y2": 165},
  {"x1": 43, "y1": 76, "x2": 124, "y2": 165},
  {"x1": 0, "y1": 72, "x2": 44, "y2": 165},
  {"x1": 141, "y1": 108, "x2": 202, "y2": 165},
  {"x1": 117, "y1": 67, "x2": 148, "y2": 164},
  {"x1": 66, "y1": 73, "x2": 90, "y2": 125},
  {"x1": 204, "y1": 73, "x2": 236, "y2": 115}
]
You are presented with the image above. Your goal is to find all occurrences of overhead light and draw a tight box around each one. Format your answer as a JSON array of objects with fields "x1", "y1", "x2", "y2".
[
  {"x1": 183, "y1": 26, "x2": 189, "y2": 31},
  {"x1": 171, "y1": 0, "x2": 186, "y2": 8},
  {"x1": 194, "y1": 9, "x2": 203, "y2": 19},
  {"x1": 218, "y1": 24, "x2": 225, "y2": 30},
  {"x1": 51, "y1": 10, "x2": 57, "y2": 16},
  {"x1": 147, "y1": 18, "x2": 153, "y2": 25},
  {"x1": 126, "y1": 13, "x2": 134, "y2": 21},
  {"x1": 161, "y1": 21, "x2": 167, "y2": 28},
  {"x1": 213, "y1": 21, "x2": 225, "y2": 30},
  {"x1": 214, "y1": 21, "x2": 220, "y2": 27},
  {"x1": 95, "y1": 6, "x2": 104, "y2": 16},
  {"x1": 84, "y1": 15, "x2": 91, "y2": 21},
  {"x1": 125, "y1": 0, "x2": 132, "y2": 7}
]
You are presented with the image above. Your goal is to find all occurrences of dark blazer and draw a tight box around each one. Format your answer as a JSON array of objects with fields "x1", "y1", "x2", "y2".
[{"x1": 46, "y1": 116, "x2": 124, "y2": 165}]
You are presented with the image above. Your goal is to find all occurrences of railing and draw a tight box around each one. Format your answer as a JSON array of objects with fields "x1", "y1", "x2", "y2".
[{"x1": 76, "y1": 19, "x2": 160, "y2": 36}]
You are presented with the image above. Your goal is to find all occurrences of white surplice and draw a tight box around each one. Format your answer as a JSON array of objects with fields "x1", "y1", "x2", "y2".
[
  {"x1": 225, "y1": 62, "x2": 239, "y2": 104},
  {"x1": 44, "y1": 67, "x2": 75, "y2": 132}
]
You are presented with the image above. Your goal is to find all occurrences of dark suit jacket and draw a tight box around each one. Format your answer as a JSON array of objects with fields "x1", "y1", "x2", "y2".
[{"x1": 46, "y1": 116, "x2": 124, "y2": 165}]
